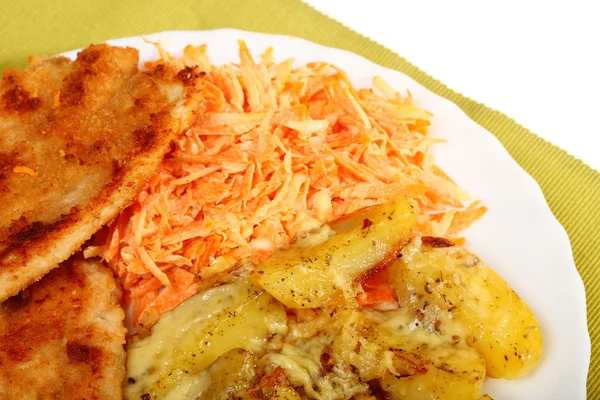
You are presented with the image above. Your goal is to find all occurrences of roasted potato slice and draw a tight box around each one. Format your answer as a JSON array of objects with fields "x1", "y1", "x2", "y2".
[
  {"x1": 258, "y1": 368, "x2": 303, "y2": 400},
  {"x1": 125, "y1": 278, "x2": 287, "y2": 399},
  {"x1": 197, "y1": 348, "x2": 258, "y2": 400},
  {"x1": 333, "y1": 310, "x2": 486, "y2": 400},
  {"x1": 379, "y1": 364, "x2": 484, "y2": 400},
  {"x1": 252, "y1": 198, "x2": 417, "y2": 308},
  {"x1": 389, "y1": 237, "x2": 543, "y2": 379},
  {"x1": 270, "y1": 387, "x2": 303, "y2": 400}
]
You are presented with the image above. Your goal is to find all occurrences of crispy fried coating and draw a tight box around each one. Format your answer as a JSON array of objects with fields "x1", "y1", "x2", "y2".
[
  {"x1": 0, "y1": 257, "x2": 126, "y2": 399},
  {"x1": 0, "y1": 44, "x2": 203, "y2": 300}
]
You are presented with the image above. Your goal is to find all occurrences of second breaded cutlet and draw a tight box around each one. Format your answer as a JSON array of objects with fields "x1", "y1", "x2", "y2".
[{"x1": 0, "y1": 257, "x2": 126, "y2": 399}]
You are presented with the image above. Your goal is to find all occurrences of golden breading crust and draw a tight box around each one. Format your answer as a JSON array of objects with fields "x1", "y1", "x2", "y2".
[
  {"x1": 0, "y1": 44, "x2": 203, "y2": 301},
  {"x1": 0, "y1": 257, "x2": 126, "y2": 399}
]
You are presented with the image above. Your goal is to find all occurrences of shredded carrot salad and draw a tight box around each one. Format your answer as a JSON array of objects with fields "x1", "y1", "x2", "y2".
[{"x1": 85, "y1": 41, "x2": 486, "y2": 330}]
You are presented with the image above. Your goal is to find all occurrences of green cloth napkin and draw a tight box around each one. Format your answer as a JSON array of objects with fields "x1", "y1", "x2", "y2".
[{"x1": 1, "y1": 0, "x2": 598, "y2": 395}]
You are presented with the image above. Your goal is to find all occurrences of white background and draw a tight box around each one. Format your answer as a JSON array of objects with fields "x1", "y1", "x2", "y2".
[{"x1": 304, "y1": 0, "x2": 600, "y2": 172}]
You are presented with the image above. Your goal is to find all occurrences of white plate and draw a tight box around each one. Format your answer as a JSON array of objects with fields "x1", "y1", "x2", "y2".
[{"x1": 63, "y1": 30, "x2": 590, "y2": 399}]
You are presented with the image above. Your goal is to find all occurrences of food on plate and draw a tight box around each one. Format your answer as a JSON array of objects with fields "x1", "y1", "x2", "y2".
[
  {"x1": 0, "y1": 39, "x2": 542, "y2": 399},
  {"x1": 88, "y1": 41, "x2": 487, "y2": 332},
  {"x1": 126, "y1": 273, "x2": 287, "y2": 399},
  {"x1": 251, "y1": 198, "x2": 417, "y2": 308},
  {"x1": 125, "y1": 197, "x2": 542, "y2": 400},
  {"x1": 0, "y1": 257, "x2": 126, "y2": 399},
  {"x1": 0, "y1": 43, "x2": 203, "y2": 301},
  {"x1": 324, "y1": 309, "x2": 486, "y2": 399},
  {"x1": 389, "y1": 237, "x2": 543, "y2": 379},
  {"x1": 193, "y1": 348, "x2": 260, "y2": 400}
]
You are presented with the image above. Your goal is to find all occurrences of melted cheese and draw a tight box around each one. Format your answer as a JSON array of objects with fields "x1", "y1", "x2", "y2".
[
  {"x1": 122, "y1": 226, "x2": 517, "y2": 400},
  {"x1": 264, "y1": 335, "x2": 370, "y2": 400},
  {"x1": 292, "y1": 224, "x2": 335, "y2": 248},
  {"x1": 125, "y1": 278, "x2": 287, "y2": 399}
]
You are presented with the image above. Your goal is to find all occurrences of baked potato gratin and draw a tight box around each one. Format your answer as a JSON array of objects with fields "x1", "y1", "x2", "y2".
[{"x1": 125, "y1": 198, "x2": 542, "y2": 400}]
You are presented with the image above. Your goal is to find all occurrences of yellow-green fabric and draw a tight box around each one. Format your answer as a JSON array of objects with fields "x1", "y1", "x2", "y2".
[{"x1": 1, "y1": 0, "x2": 598, "y2": 394}]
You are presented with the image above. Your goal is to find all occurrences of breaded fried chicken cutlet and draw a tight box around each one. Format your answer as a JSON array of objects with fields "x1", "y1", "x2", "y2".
[
  {"x1": 0, "y1": 44, "x2": 204, "y2": 301},
  {"x1": 0, "y1": 258, "x2": 126, "y2": 399}
]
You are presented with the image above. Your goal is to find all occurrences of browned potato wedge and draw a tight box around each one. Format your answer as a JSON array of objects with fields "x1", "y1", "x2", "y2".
[
  {"x1": 198, "y1": 348, "x2": 258, "y2": 399},
  {"x1": 333, "y1": 310, "x2": 486, "y2": 400},
  {"x1": 255, "y1": 367, "x2": 303, "y2": 399},
  {"x1": 251, "y1": 198, "x2": 417, "y2": 308},
  {"x1": 270, "y1": 387, "x2": 303, "y2": 400},
  {"x1": 379, "y1": 349, "x2": 486, "y2": 400},
  {"x1": 125, "y1": 278, "x2": 287, "y2": 399},
  {"x1": 389, "y1": 237, "x2": 543, "y2": 379}
]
